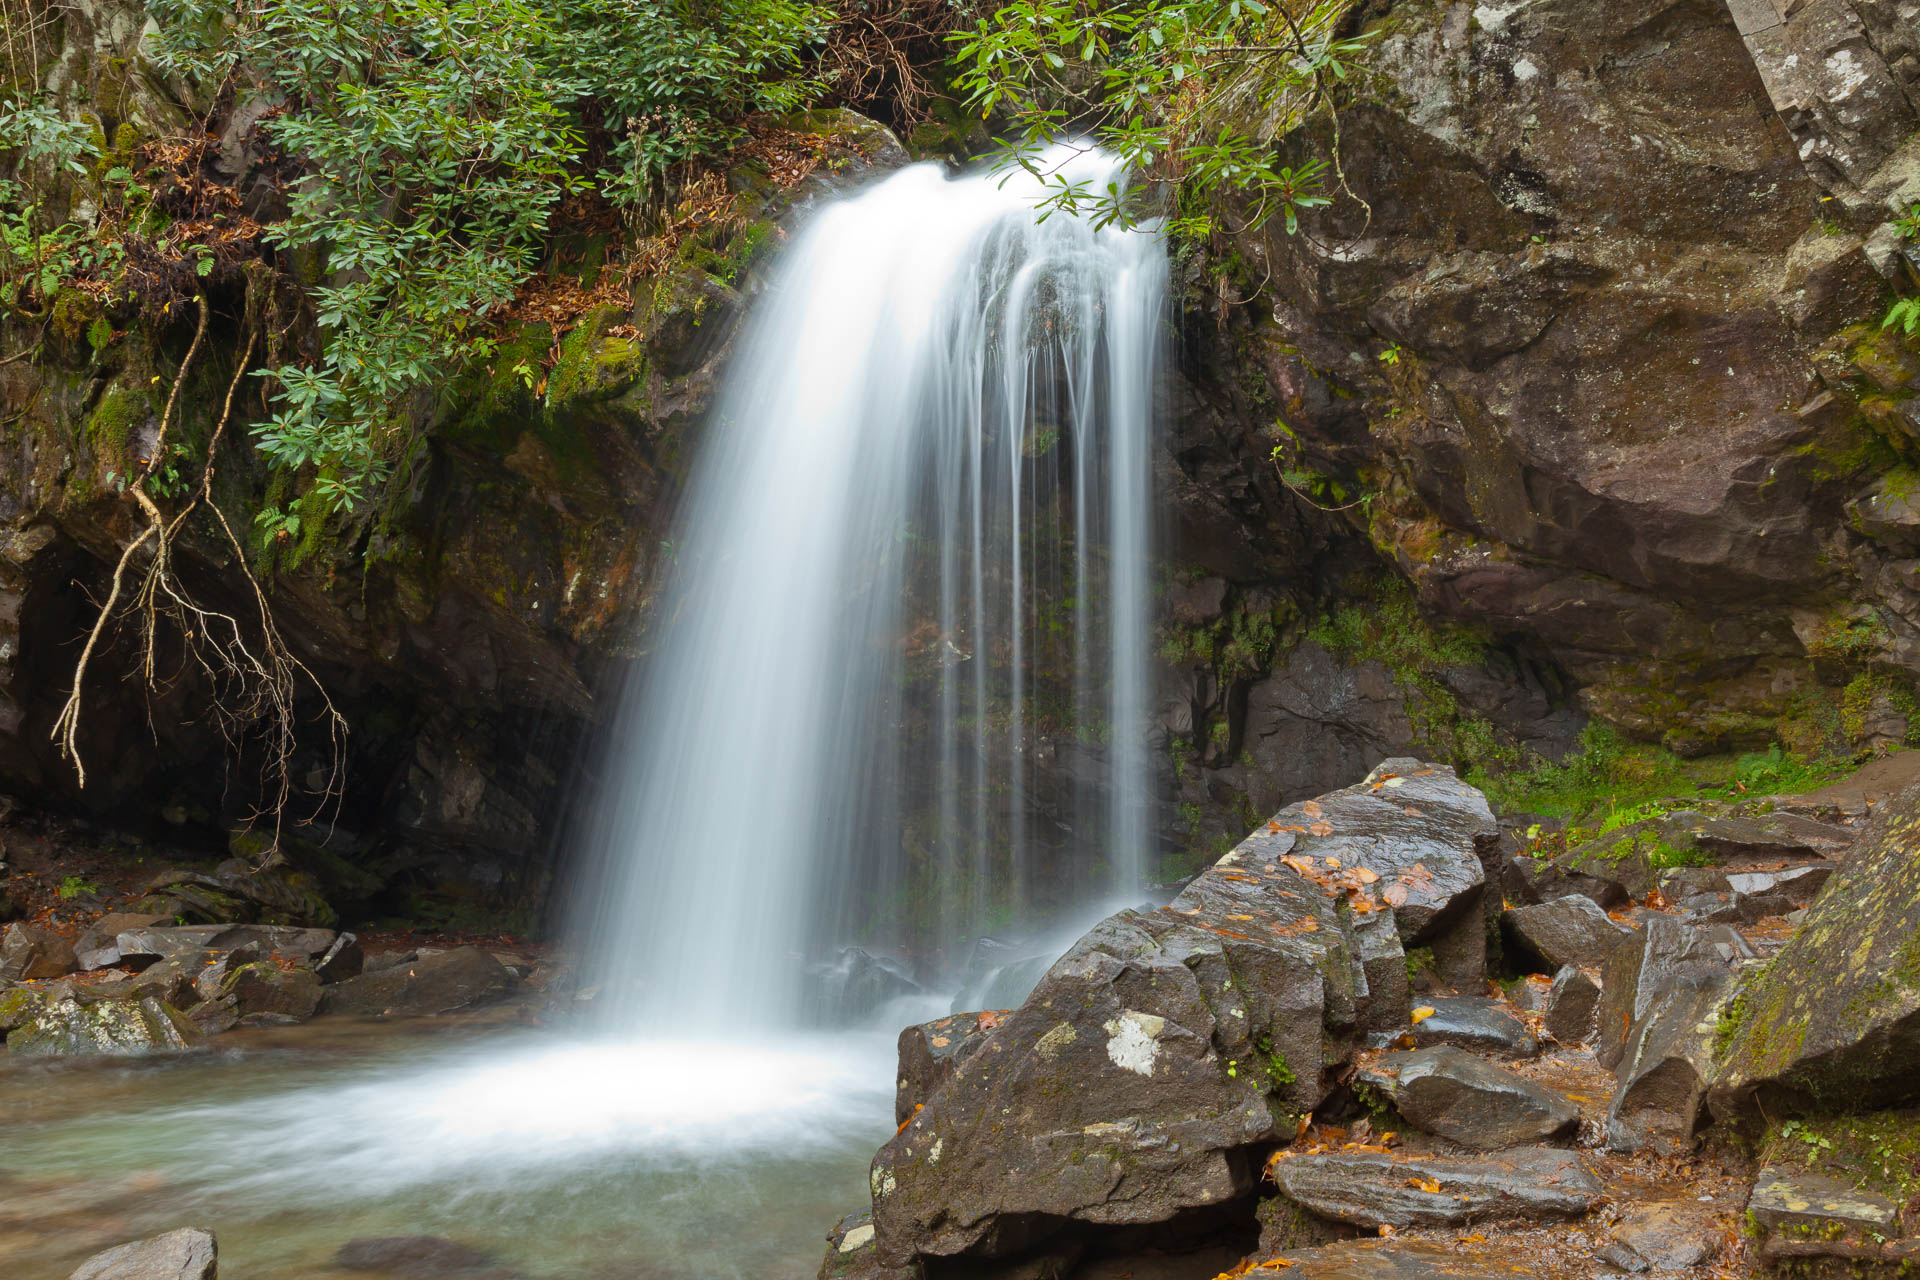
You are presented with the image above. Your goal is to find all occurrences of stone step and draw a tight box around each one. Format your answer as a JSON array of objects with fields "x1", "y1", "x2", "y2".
[{"x1": 1268, "y1": 1146, "x2": 1603, "y2": 1230}]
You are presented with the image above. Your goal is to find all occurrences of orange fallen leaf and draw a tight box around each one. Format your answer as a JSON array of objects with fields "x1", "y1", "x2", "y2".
[
  {"x1": 1406, "y1": 1176, "x2": 1442, "y2": 1193},
  {"x1": 1227, "y1": 914, "x2": 1255, "y2": 921},
  {"x1": 1322, "y1": 854, "x2": 1341, "y2": 868},
  {"x1": 1411, "y1": 1006, "x2": 1436, "y2": 1023},
  {"x1": 1308, "y1": 821, "x2": 1334, "y2": 837},
  {"x1": 1378, "y1": 1224, "x2": 1397, "y2": 1237},
  {"x1": 896, "y1": 1103, "x2": 924, "y2": 1134},
  {"x1": 1301, "y1": 800, "x2": 1323, "y2": 818},
  {"x1": 1354, "y1": 867, "x2": 1379, "y2": 884},
  {"x1": 1459, "y1": 1234, "x2": 1486, "y2": 1244},
  {"x1": 977, "y1": 1010, "x2": 1002, "y2": 1030},
  {"x1": 1382, "y1": 883, "x2": 1409, "y2": 906},
  {"x1": 1281, "y1": 855, "x2": 1315, "y2": 875}
]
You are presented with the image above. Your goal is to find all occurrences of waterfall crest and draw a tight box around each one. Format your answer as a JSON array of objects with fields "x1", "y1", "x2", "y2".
[{"x1": 571, "y1": 145, "x2": 1167, "y2": 1030}]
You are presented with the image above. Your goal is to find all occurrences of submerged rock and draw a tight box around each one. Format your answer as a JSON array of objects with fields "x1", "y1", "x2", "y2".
[
  {"x1": 1269, "y1": 1147, "x2": 1602, "y2": 1230},
  {"x1": 318, "y1": 947, "x2": 518, "y2": 1017},
  {"x1": 868, "y1": 761, "x2": 1492, "y2": 1266},
  {"x1": 69, "y1": 1227, "x2": 217, "y2": 1280},
  {"x1": 332, "y1": 1234, "x2": 519, "y2": 1277},
  {"x1": 1355, "y1": 1046, "x2": 1578, "y2": 1150}
]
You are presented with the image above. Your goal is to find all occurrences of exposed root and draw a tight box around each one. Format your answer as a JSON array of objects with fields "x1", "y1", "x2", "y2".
[{"x1": 49, "y1": 288, "x2": 346, "y2": 856}]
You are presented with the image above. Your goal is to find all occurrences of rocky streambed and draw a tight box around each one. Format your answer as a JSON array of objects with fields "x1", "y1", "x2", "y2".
[{"x1": 7, "y1": 755, "x2": 1920, "y2": 1280}]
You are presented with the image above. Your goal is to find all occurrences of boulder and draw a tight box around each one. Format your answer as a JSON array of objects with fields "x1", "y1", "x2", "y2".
[
  {"x1": 1501, "y1": 895, "x2": 1629, "y2": 973},
  {"x1": 869, "y1": 761, "x2": 1501, "y2": 1264},
  {"x1": 1599, "y1": 1201, "x2": 1720, "y2": 1272},
  {"x1": 221, "y1": 962, "x2": 322, "y2": 1021},
  {"x1": 74, "y1": 913, "x2": 169, "y2": 970},
  {"x1": 191, "y1": 946, "x2": 264, "y2": 1002},
  {"x1": 1600, "y1": 916, "x2": 1752, "y2": 1151},
  {"x1": 0, "y1": 922, "x2": 76, "y2": 981},
  {"x1": 1543, "y1": 967, "x2": 1601, "y2": 1045},
  {"x1": 1355, "y1": 1047, "x2": 1578, "y2": 1150},
  {"x1": 8, "y1": 992, "x2": 203, "y2": 1056},
  {"x1": 896, "y1": 1010, "x2": 1003, "y2": 1126},
  {"x1": 1408, "y1": 997, "x2": 1538, "y2": 1058},
  {"x1": 318, "y1": 946, "x2": 518, "y2": 1017},
  {"x1": 1268, "y1": 1147, "x2": 1602, "y2": 1230},
  {"x1": 1711, "y1": 784, "x2": 1920, "y2": 1118},
  {"x1": 69, "y1": 1227, "x2": 217, "y2": 1280},
  {"x1": 1598, "y1": 917, "x2": 1753, "y2": 1071},
  {"x1": 116, "y1": 924, "x2": 338, "y2": 969}
]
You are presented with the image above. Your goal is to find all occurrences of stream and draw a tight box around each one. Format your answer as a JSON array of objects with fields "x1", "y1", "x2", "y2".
[{"x1": 0, "y1": 1017, "x2": 898, "y2": 1279}]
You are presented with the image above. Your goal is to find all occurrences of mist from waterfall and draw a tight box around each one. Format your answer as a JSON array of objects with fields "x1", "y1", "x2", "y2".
[{"x1": 570, "y1": 145, "x2": 1168, "y2": 1030}]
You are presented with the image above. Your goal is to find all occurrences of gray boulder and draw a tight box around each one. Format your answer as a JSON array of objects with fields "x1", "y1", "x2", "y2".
[
  {"x1": 8, "y1": 992, "x2": 204, "y2": 1056},
  {"x1": 1502, "y1": 895, "x2": 1629, "y2": 972},
  {"x1": 1355, "y1": 1046, "x2": 1578, "y2": 1150},
  {"x1": 1269, "y1": 1146, "x2": 1602, "y2": 1230},
  {"x1": 1600, "y1": 915, "x2": 1752, "y2": 1152},
  {"x1": 0, "y1": 922, "x2": 76, "y2": 981},
  {"x1": 319, "y1": 946, "x2": 518, "y2": 1017},
  {"x1": 69, "y1": 1227, "x2": 216, "y2": 1280},
  {"x1": 1409, "y1": 996, "x2": 1538, "y2": 1058},
  {"x1": 870, "y1": 761, "x2": 1497, "y2": 1264},
  {"x1": 1543, "y1": 966, "x2": 1601, "y2": 1045}
]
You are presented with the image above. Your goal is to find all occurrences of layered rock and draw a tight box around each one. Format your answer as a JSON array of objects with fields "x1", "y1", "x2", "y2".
[{"x1": 867, "y1": 761, "x2": 1492, "y2": 1266}]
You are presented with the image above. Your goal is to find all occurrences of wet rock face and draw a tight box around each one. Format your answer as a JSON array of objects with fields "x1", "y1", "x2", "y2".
[
  {"x1": 1600, "y1": 915, "x2": 1755, "y2": 1151},
  {"x1": 895, "y1": 1011, "x2": 1002, "y2": 1127},
  {"x1": 1355, "y1": 1047, "x2": 1578, "y2": 1150},
  {"x1": 1177, "y1": 0, "x2": 1920, "y2": 757},
  {"x1": 1406, "y1": 997, "x2": 1539, "y2": 1059},
  {"x1": 1502, "y1": 896, "x2": 1629, "y2": 973},
  {"x1": 1711, "y1": 782, "x2": 1920, "y2": 1117},
  {"x1": 868, "y1": 761, "x2": 1490, "y2": 1266},
  {"x1": 7, "y1": 991, "x2": 202, "y2": 1056}
]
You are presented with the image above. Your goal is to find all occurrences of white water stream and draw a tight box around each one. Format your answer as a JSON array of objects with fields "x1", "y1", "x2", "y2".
[
  {"x1": 570, "y1": 143, "x2": 1167, "y2": 1029},
  {"x1": 1, "y1": 146, "x2": 1167, "y2": 1279}
]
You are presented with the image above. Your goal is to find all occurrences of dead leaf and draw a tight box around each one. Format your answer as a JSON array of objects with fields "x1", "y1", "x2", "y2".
[
  {"x1": 1354, "y1": 867, "x2": 1379, "y2": 884},
  {"x1": 977, "y1": 1010, "x2": 1002, "y2": 1030},
  {"x1": 1322, "y1": 855, "x2": 1341, "y2": 868},
  {"x1": 1280, "y1": 855, "x2": 1315, "y2": 875},
  {"x1": 1458, "y1": 1234, "x2": 1486, "y2": 1244},
  {"x1": 1382, "y1": 883, "x2": 1409, "y2": 906},
  {"x1": 1406, "y1": 1176, "x2": 1442, "y2": 1194},
  {"x1": 1308, "y1": 821, "x2": 1334, "y2": 837},
  {"x1": 1411, "y1": 1006, "x2": 1436, "y2": 1023},
  {"x1": 1301, "y1": 800, "x2": 1323, "y2": 818},
  {"x1": 1227, "y1": 914, "x2": 1255, "y2": 921},
  {"x1": 1378, "y1": 1224, "x2": 1397, "y2": 1237}
]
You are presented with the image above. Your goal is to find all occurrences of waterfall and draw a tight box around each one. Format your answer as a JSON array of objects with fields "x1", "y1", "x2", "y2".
[{"x1": 570, "y1": 144, "x2": 1167, "y2": 1030}]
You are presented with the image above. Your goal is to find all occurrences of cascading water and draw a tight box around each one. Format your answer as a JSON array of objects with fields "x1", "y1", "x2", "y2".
[{"x1": 571, "y1": 144, "x2": 1168, "y2": 1029}]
